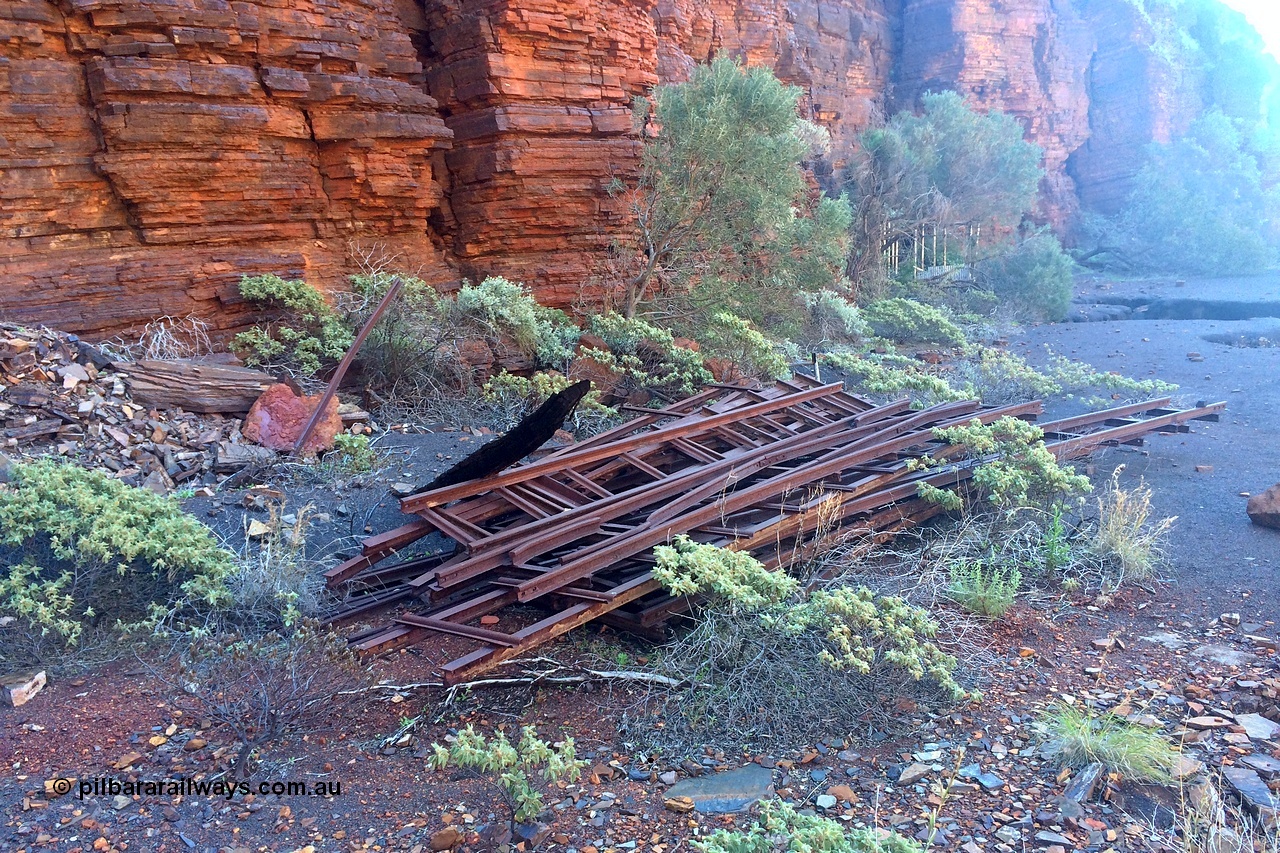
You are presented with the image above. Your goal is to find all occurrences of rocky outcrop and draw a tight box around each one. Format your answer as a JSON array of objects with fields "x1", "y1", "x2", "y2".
[
  {"x1": 894, "y1": 0, "x2": 1094, "y2": 227},
  {"x1": 0, "y1": 0, "x2": 1232, "y2": 337},
  {"x1": 1, "y1": 0, "x2": 455, "y2": 338},
  {"x1": 1065, "y1": 0, "x2": 1205, "y2": 216},
  {"x1": 655, "y1": 0, "x2": 898, "y2": 176},
  {"x1": 418, "y1": 0, "x2": 656, "y2": 306}
]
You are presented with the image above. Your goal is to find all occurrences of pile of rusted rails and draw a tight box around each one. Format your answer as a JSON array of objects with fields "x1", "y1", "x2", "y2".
[{"x1": 326, "y1": 376, "x2": 1223, "y2": 685}]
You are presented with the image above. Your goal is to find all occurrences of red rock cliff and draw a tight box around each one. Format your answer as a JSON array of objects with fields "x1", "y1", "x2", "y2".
[
  {"x1": 0, "y1": 0, "x2": 1214, "y2": 337},
  {"x1": 2, "y1": 0, "x2": 455, "y2": 338}
]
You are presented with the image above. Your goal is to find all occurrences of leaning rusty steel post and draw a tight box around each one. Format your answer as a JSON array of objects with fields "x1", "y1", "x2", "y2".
[{"x1": 292, "y1": 276, "x2": 404, "y2": 456}]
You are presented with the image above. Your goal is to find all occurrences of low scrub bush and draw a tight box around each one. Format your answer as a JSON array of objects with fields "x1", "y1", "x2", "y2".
[
  {"x1": 585, "y1": 312, "x2": 712, "y2": 396},
  {"x1": 801, "y1": 290, "x2": 870, "y2": 351},
  {"x1": 700, "y1": 312, "x2": 790, "y2": 379},
  {"x1": 1041, "y1": 703, "x2": 1178, "y2": 783},
  {"x1": 429, "y1": 725, "x2": 585, "y2": 825},
  {"x1": 174, "y1": 622, "x2": 369, "y2": 780},
  {"x1": 822, "y1": 351, "x2": 967, "y2": 405},
  {"x1": 973, "y1": 233, "x2": 1075, "y2": 322},
  {"x1": 479, "y1": 371, "x2": 621, "y2": 434},
  {"x1": 233, "y1": 275, "x2": 353, "y2": 378},
  {"x1": 927, "y1": 417, "x2": 1092, "y2": 509},
  {"x1": 695, "y1": 800, "x2": 923, "y2": 853},
  {"x1": 220, "y1": 505, "x2": 325, "y2": 633},
  {"x1": 863, "y1": 298, "x2": 966, "y2": 347},
  {"x1": 0, "y1": 459, "x2": 233, "y2": 660},
  {"x1": 947, "y1": 558, "x2": 1021, "y2": 618},
  {"x1": 647, "y1": 537, "x2": 965, "y2": 745}
]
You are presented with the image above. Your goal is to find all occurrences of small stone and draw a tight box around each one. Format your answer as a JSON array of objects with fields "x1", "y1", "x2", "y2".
[
  {"x1": 430, "y1": 827, "x2": 462, "y2": 851},
  {"x1": 1185, "y1": 715, "x2": 1233, "y2": 730},
  {"x1": 2, "y1": 670, "x2": 46, "y2": 707},
  {"x1": 659, "y1": 771, "x2": 678, "y2": 785},
  {"x1": 1222, "y1": 767, "x2": 1278, "y2": 826},
  {"x1": 1237, "y1": 713, "x2": 1280, "y2": 741},
  {"x1": 479, "y1": 615, "x2": 501, "y2": 626},
  {"x1": 246, "y1": 519, "x2": 270, "y2": 539},
  {"x1": 827, "y1": 784, "x2": 858, "y2": 802},
  {"x1": 663, "y1": 796, "x2": 695, "y2": 813},
  {"x1": 390, "y1": 482, "x2": 417, "y2": 497},
  {"x1": 183, "y1": 738, "x2": 207, "y2": 752},
  {"x1": 1035, "y1": 830, "x2": 1072, "y2": 846},
  {"x1": 1172, "y1": 756, "x2": 1205, "y2": 780},
  {"x1": 897, "y1": 763, "x2": 931, "y2": 786},
  {"x1": 1194, "y1": 465, "x2": 1213, "y2": 474},
  {"x1": 114, "y1": 751, "x2": 143, "y2": 769},
  {"x1": 112, "y1": 794, "x2": 131, "y2": 810},
  {"x1": 995, "y1": 826, "x2": 1022, "y2": 844},
  {"x1": 1187, "y1": 352, "x2": 1204, "y2": 362},
  {"x1": 815, "y1": 794, "x2": 837, "y2": 809}
]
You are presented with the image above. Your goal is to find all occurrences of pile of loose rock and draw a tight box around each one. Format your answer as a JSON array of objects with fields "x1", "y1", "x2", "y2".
[{"x1": 0, "y1": 322, "x2": 359, "y2": 492}]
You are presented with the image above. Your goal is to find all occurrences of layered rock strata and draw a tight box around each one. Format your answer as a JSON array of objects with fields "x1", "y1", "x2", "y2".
[
  {"x1": 0, "y1": 0, "x2": 1220, "y2": 337},
  {"x1": 2, "y1": 0, "x2": 454, "y2": 337}
]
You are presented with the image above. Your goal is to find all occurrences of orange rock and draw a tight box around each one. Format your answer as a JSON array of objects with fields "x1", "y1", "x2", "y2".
[{"x1": 242, "y1": 384, "x2": 342, "y2": 454}]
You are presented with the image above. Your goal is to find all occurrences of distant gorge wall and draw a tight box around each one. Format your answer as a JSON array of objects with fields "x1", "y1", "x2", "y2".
[{"x1": 0, "y1": 0, "x2": 1200, "y2": 338}]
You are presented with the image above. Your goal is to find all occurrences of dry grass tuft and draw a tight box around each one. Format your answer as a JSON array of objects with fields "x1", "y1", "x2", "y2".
[
  {"x1": 1043, "y1": 703, "x2": 1179, "y2": 783},
  {"x1": 1089, "y1": 466, "x2": 1176, "y2": 586}
]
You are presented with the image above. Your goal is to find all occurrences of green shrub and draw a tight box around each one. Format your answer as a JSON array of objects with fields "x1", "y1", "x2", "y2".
[
  {"x1": 454, "y1": 277, "x2": 579, "y2": 365},
  {"x1": 947, "y1": 559, "x2": 1021, "y2": 618},
  {"x1": 0, "y1": 460, "x2": 234, "y2": 651},
  {"x1": 232, "y1": 275, "x2": 354, "y2": 377},
  {"x1": 822, "y1": 350, "x2": 967, "y2": 405},
  {"x1": 480, "y1": 371, "x2": 621, "y2": 433},
  {"x1": 695, "y1": 800, "x2": 923, "y2": 853},
  {"x1": 929, "y1": 417, "x2": 1092, "y2": 509},
  {"x1": 429, "y1": 725, "x2": 585, "y2": 824},
  {"x1": 328, "y1": 433, "x2": 380, "y2": 475},
  {"x1": 654, "y1": 536, "x2": 964, "y2": 698},
  {"x1": 802, "y1": 290, "x2": 870, "y2": 350},
  {"x1": 700, "y1": 313, "x2": 790, "y2": 379},
  {"x1": 1041, "y1": 703, "x2": 1179, "y2": 783},
  {"x1": 948, "y1": 346, "x2": 1058, "y2": 404},
  {"x1": 863, "y1": 299, "x2": 966, "y2": 347},
  {"x1": 586, "y1": 312, "x2": 712, "y2": 395},
  {"x1": 622, "y1": 57, "x2": 852, "y2": 325},
  {"x1": 974, "y1": 233, "x2": 1074, "y2": 321}
]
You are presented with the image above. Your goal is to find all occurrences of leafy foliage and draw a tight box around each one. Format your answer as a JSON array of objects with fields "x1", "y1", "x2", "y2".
[
  {"x1": 947, "y1": 559, "x2": 1021, "y2": 618},
  {"x1": 232, "y1": 275, "x2": 354, "y2": 377},
  {"x1": 621, "y1": 57, "x2": 852, "y2": 330},
  {"x1": 845, "y1": 91, "x2": 1044, "y2": 286},
  {"x1": 929, "y1": 417, "x2": 1092, "y2": 509},
  {"x1": 0, "y1": 460, "x2": 233, "y2": 652},
  {"x1": 694, "y1": 800, "x2": 923, "y2": 853},
  {"x1": 654, "y1": 536, "x2": 964, "y2": 698},
  {"x1": 700, "y1": 313, "x2": 791, "y2": 379},
  {"x1": 429, "y1": 725, "x2": 585, "y2": 824},
  {"x1": 972, "y1": 232, "x2": 1075, "y2": 321},
  {"x1": 862, "y1": 299, "x2": 966, "y2": 347},
  {"x1": 1108, "y1": 109, "x2": 1279, "y2": 274},
  {"x1": 585, "y1": 312, "x2": 713, "y2": 396}
]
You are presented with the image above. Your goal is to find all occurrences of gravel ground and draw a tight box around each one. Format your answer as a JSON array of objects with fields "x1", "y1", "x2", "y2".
[{"x1": 1017, "y1": 272, "x2": 1280, "y2": 619}]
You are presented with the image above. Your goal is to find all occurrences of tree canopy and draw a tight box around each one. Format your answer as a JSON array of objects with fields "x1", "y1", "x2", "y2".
[{"x1": 620, "y1": 57, "x2": 852, "y2": 334}]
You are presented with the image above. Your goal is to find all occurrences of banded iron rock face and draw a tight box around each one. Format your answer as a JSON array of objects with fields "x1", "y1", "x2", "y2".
[{"x1": 0, "y1": 0, "x2": 1209, "y2": 338}]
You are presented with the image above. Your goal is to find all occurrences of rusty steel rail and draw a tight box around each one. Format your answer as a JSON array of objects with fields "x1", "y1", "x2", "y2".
[{"x1": 325, "y1": 378, "x2": 1224, "y2": 685}]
